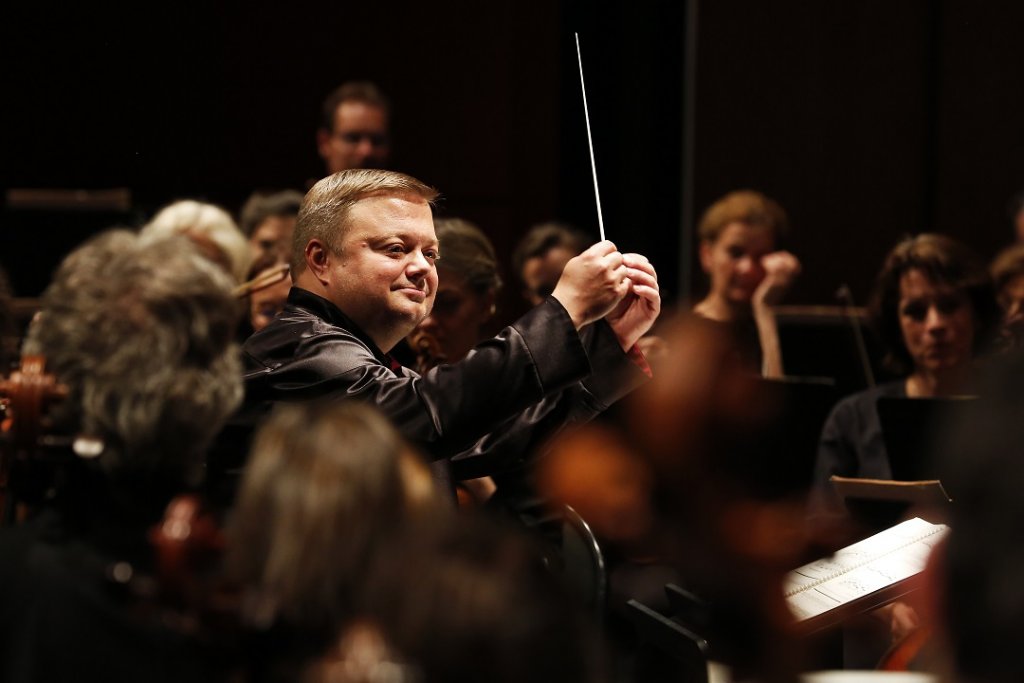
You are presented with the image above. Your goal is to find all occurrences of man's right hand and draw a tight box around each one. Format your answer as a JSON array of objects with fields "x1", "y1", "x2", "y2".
[{"x1": 551, "y1": 240, "x2": 630, "y2": 330}]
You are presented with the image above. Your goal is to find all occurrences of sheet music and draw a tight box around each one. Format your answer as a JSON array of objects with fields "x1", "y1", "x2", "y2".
[{"x1": 785, "y1": 517, "x2": 947, "y2": 621}]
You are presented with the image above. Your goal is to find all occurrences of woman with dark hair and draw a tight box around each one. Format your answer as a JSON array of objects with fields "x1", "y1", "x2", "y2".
[
  {"x1": 811, "y1": 233, "x2": 999, "y2": 519},
  {"x1": 405, "y1": 218, "x2": 503, "y2": 505},
  {"x1": 808, "y1": 233, "x2": 998, "y2": 667},
  {"x1": 406, "y1": 217, "x2": 501, "y2": 372}
]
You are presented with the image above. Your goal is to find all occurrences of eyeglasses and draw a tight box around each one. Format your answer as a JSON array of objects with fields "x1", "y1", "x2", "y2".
[{"x1": 336, "y1": 131, "x2": 389, "y2": 148}]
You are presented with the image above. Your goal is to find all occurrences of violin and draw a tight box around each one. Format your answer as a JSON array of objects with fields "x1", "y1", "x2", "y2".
[
  {"x1": 0, "y1": 355, "x2": 68, "y2": 525},
  {"x1": 878, "y1": 625, "x2": 932, "y2": 671},
  {"x1": 0, "y1": 356, "x2": 236, "y2": 629},
  {"x1": 232, "y1": 263, "x2": 290, "y2": 299},
  {"x1": 144, "y1": 493, "x2": 243, "y2": 640},
  {"x1": 407, "y1": 329, "x2": 448, "y2": 374}
]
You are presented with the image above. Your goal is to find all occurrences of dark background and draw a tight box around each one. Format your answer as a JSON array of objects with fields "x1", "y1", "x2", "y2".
[{"x1": 3, "y1": 0, "x2": 1024, "y2": 318}]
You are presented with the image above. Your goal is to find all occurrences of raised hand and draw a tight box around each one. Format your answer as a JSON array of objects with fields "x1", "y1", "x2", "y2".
[
  {"x1": 751, "y1": 250, "x2": 800, "y2": 378},
  {"x1": 550, "y1": 240, "x2": 630, "y2": 329},
  {"x1": 605, "y1": 254, "x2": 661, "y2": 351},
  {"x1": 752, "y1": 250, "x2": 801, "y2": 310}
]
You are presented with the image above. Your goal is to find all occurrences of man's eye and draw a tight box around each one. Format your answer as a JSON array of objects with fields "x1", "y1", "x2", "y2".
[
  {"x1": 386, "y1": 244, "x2": 406, "y2": 256},
  {"x1": 901, "y1": 303, "x2": 927, "y2": 321},
  {"x1": 425, "y1": 250, "x2": 440, "y2": 261}
]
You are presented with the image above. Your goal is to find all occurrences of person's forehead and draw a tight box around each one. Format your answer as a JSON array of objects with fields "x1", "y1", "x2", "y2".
[
  {"x1": 1004, "y1": 273, "x2": 1024, "y2": 297},
  {"x1": 541, "y1": 245, "x2": 578, "y2": 266},
  {"x1": 346, "y1": 195, "x2": 436, "y2": 239},
  {"x1": 253, "y1": 215, "x2": 294, "y2": 238},
  {"x1": 333, "y1": 100, "x2": 388, "y2": 130},
  {"x1": 717, "y1": 221, "x2": 775, "y2": 247},
  {"x1": 522, "y1": 254, "x2": 556, "y2": 280},
  {"x1": 898, "y1": 268, "x2": 959, "y2": 297}
]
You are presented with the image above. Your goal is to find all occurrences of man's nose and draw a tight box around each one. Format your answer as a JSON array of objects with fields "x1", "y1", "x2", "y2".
[
  {"x1": 925, "y1": 305, "x2": 948, "y2": 332},
  {"x1": 356, "y1": 138, "x2": 375, "y2": 159},
  {"x1": 406, "y1": 250, "x2": 433, "y2": 276}
]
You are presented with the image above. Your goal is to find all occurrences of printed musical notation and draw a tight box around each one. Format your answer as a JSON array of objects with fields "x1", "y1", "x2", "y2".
[{"x1": 785, "y1": 517, "x2": 948, "y2": 626}]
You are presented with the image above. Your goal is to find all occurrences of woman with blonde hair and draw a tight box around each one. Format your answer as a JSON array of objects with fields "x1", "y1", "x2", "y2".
[{"x1": 693, "y1": 190, "x2": 801, "y2": 377}]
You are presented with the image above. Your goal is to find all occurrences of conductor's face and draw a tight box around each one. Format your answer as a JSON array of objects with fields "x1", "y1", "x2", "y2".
[{"x1": 326, "y1": 195, "x2": 439, "y2": 349}]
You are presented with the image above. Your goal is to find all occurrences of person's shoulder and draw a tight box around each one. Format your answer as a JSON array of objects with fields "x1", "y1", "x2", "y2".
[{"x1": 828, "y1": 380, "x2": 905, "y2": 419}]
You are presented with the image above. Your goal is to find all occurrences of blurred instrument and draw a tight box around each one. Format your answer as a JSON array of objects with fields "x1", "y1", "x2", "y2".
[
  {"x1": 408, "y1": 330, "x2": 448, "y2": 374},
  {"x1": 232, "y1": 263, "x2": 290, "y2": 299},
  {"x1": 0, "y1": 356, "x2": 68, "y2": 524}
]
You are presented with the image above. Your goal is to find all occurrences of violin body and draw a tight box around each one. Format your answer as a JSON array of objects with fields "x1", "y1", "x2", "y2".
[{"x1": 0, "y1": 356, "x2": 68, "y2": 525}]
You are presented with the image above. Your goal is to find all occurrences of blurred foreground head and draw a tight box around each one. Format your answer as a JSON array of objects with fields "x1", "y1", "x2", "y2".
[
  {"x1": 538, "y1": 313, "x2": 807, "y2": 681},
  {"x1": 937, "y1": 348, "x2": 1024, "y2": 683},
  {"x1": 24, "y1": 230, "x2": 243, "y2": 493},
  {"x1": 226, "y1": 401, "x2": 437, "y2": 667},
  {"x1": 142, "y1": 199, "x2": 252, "y2": 283},
  {"x1": 350, "y1": 514, "x2": 607, "y2": 683}
]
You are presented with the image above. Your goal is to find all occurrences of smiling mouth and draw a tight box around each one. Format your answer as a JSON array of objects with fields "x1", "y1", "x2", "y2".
[{"x1": 395, "y1": 286, "x2": 427, "y2": 302}]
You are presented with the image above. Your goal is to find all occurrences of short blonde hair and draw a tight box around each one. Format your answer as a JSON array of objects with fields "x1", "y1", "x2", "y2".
[
  {"x1": 141, "y1": 200, "x2": 251, "y2": 283},
  {"x1": 291, "y1": 169, "x2": 439, "y2": 273},
  {"x1": 697, "y1": 190, "x2": 789, "y2": 245}
]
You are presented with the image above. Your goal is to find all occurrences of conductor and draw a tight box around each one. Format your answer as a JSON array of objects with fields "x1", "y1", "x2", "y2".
[{"x1": 241, "y1": 169, "x2": 660, "y2": 494}]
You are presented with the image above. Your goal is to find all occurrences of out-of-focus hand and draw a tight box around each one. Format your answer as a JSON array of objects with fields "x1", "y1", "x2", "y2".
[
  {"x1": 606, "y1": 254, "x2": 661, "y2": 351},
  {"x1": 873, "y1": 601, "x2": 921, "y2": 644},
  {"x1": 752, "y1": 251, "x2": 801, "y2": 309},
  {"x1": 550, "y1": 240, "x2": 630, "y2": 329}
]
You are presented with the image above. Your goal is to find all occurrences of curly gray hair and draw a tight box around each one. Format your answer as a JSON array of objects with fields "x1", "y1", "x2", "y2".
[{"x1": 24, "y1": 230, "x2": 243, "y2": 481}]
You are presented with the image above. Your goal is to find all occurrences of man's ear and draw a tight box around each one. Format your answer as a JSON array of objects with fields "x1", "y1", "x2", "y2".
[
  {"x1": 479, "y1": 290, "x2": 497, "y2": 323},
  {"x1": 316, "y1": 128, "x2": 332, "y2": 161},
  {"x1": 305, "y1": 239, "x2": 332, "y2": 285}
]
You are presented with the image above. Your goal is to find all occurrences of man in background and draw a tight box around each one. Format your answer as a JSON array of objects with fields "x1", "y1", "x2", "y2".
[{"x1": 317, "y1": 81, "x2": 391, "y2": 175}]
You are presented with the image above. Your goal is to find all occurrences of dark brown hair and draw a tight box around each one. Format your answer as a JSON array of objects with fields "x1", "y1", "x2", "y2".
[
  {"x1": 320, "y1": 81, "x2": 390, "y2": 132},
  {"x1": 868, "y1": 233, "x2": 999, "y2": 373}
]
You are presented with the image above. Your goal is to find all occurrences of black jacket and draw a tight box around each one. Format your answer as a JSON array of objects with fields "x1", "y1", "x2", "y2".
[{"x1": 240, "y1": 288, "x2": 646, "y2": 482}]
